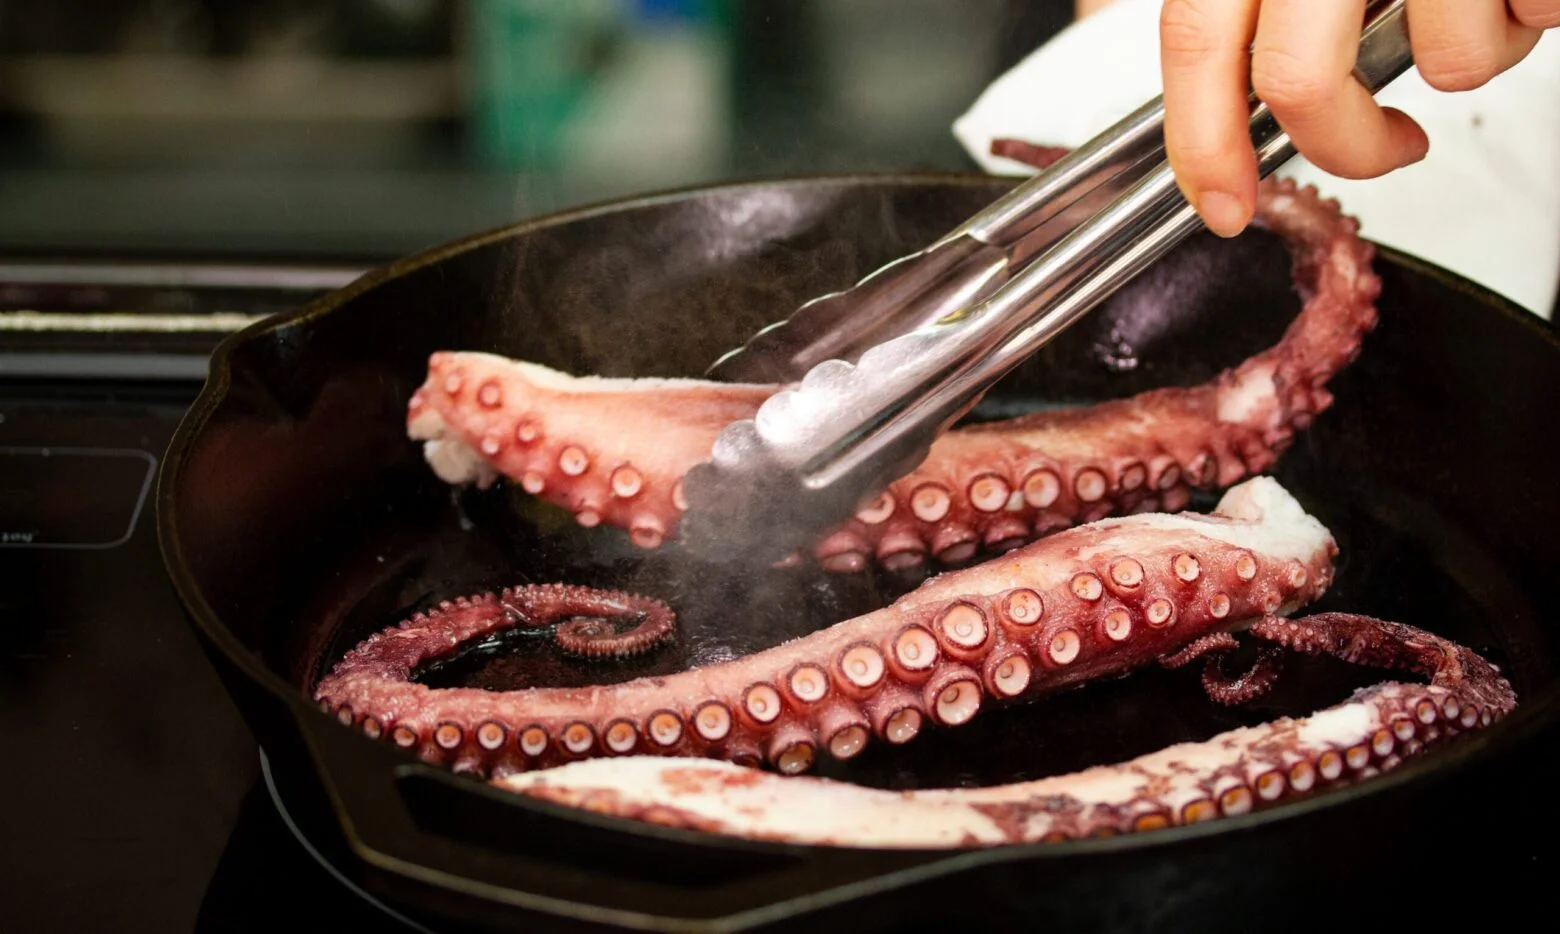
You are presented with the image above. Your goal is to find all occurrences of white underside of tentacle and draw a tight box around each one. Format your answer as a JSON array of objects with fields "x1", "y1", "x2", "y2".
[
  {"x1": 409, "y1": 405, "x2": 498, "y2": 487},
  {"x1": 493, "y1": 681, "x2": 1438, "y2": 849}
]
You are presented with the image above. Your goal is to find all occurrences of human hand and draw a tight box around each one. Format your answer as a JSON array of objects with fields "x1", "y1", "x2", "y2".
[{"x1": 1159, "y1": 0, "x2": 1560, "y2": 237}]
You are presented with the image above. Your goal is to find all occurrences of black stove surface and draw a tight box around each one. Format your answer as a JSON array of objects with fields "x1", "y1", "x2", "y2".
[
  {"x1": 0, "y1": 382, "x2": 431, "y2": 933},
  {"x1": 0, "y1": 261, "x2": 443, "y2": 933}
]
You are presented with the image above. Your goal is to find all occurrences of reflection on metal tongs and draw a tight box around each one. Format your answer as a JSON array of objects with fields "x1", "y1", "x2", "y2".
[{"x1": 679, "y1": 0, "x2": 1415, "y2": 564}]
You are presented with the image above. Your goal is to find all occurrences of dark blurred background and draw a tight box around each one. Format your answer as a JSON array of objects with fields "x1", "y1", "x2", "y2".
[{"x1": 0, "y1": 0, "x2": 1076, "y2": 261}]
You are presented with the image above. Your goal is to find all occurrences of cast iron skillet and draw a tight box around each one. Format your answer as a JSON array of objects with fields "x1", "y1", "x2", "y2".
[{"x1": 158, "y1": 173, "x2": 1560, "y2": 933}]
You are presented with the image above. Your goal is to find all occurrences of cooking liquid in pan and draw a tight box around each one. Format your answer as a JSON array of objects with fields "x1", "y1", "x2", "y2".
[{"x1": 300, "y1": 223, "x2": 1548, "y2": 797}]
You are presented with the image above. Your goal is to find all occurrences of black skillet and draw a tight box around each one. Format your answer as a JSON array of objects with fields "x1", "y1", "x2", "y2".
[{"x1": 157, "y1": 173, "x2": 1560, "y2": 933}]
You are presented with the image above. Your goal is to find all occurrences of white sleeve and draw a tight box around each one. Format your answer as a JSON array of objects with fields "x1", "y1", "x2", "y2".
[{"x1": 952, "y1": 0, "x2": 1560, "y2": 319}]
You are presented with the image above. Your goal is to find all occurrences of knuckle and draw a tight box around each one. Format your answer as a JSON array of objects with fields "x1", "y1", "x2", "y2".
[
  {"x1": 1417, "y1": 40, "x2": 1501, "y2": 91},
  {"x1": 1159, "y1": 0, "x2": 1220, "y2": 59},
  {"x1": 1165, "y1": 137, "x2": 1242, "y2": 186},
  {"x1": 1250, "y1": 46, "x2": 1333, "y2": 115}
]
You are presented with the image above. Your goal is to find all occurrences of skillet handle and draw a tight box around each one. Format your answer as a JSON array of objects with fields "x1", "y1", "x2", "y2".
[{"x1": 290, "y1": 705, "x2": 941, "y2": 926}]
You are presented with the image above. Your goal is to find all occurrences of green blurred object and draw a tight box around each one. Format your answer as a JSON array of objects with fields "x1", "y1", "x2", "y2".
[
  {"x1": 466, "y1": 0, "x2": 731, "y2": 170},
  {"x1": 465, "y1": 0, "x2": 623, "y2": 169}
]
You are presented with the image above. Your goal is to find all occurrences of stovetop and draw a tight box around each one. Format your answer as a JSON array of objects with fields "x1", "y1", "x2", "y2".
[
  {"x1": 0, "y1": 259, "x2": 445, "y2": 933},
  {"x1": 7, "y1": 254, "x2": 1554, "y2": 934}
]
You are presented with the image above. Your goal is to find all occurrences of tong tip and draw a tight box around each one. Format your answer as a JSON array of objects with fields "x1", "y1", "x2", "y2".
[{"x1": 675, "y1": 430, "x2": 809, "y2": 565}]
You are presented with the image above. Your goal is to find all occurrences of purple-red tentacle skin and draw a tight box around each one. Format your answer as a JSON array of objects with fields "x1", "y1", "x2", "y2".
[
  {"x1": 1157, "y1": 631, "x2": 1284, "y2": 705},
  {"x1": 1160, "y1": 633, "x2": 1241, "y2": 669},
  {"x1": 489, "y1": 612, "x2": 1516, "y2": 848},
  {"x1": 314, "y1": 584, "x2": 676, "y2": 770},
  {"x1": 404, "y1": 148, "x2": 1379, "y2": 573},
  {"x1": 505, "y1": 584, "x2": 675, "y2": 659},
  {"x1": 536, "y1": 599, "x2": 675, "y2": 659},
  {"x1": 314, "y1": 477, "x2": 1336, "y2": 779},
  {"x1": 1200, "y1": 645, "x2": 1286, "y2": 706}
]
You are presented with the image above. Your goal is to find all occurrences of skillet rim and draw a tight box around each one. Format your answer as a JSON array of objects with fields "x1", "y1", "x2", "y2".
[{"x1": 153, "y1": 168, "x2": 1560, "y2": 874}]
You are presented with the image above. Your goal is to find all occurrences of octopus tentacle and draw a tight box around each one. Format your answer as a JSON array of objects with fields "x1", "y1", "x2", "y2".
[
  {"x1": 501, "y1": 583, "x2": 674, "y2": 658},
  {"x1": 1245, "y1": 612, "x2": 1517, "y2": 716},
  {"x1": 314, "y1": 477, "x2": 1336, "y2": 779},
  {"x1": 1159, "y1": 633, "x2": 1239, "y2": 669},
  {"x1": 985, "y1": 137, "x2": 1073, "y2": 169},
  {"x1": 548, "y1": 609, "x2": 675, "y2": 658},
  {"x1": 331, "y1": 584, "x2": 674, "y2": 700},
  {"x1": 407, "y1": 365, "x2": 772, "y2": 550},
  {"x1": 489, "y1": 612, "x2": 1516, "y2": 848},
  {"x1": 1156, "y1": 631, "x2": 1283, "y2": 704},
  {"x1": 1200, "y1": 645, "x2": 1285, "y2": 706},
  {"x1": 405, "y1": 152, "x2": 1378, "y2": 573},
  {"x1": 988, "y1": 139, "x2": 1070, "y2": 169}
]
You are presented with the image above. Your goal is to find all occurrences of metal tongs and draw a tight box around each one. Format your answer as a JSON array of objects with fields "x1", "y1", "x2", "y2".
[{"x1": 678, "y1": 0, "x2": 1414, "y2": 563}]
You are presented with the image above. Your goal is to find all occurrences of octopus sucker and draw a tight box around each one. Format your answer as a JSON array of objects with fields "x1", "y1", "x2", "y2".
[
  {"x1": 814, "y1": 701, "x2": 871, "y2": 754},
  {"x1": 492, "y1": 612, "x2": 1514, "y2": 848},
  {"x1": 858, "y1": 681, "x2": 926, "y2": 744},
  {"x1": 315, "y1": 478, "x2": 1338, "y2": 778},
  {"x1": 825, "y1": 723, "x2": 870, "y2": 760},
  {"x1": 985, "y1": 650, "x2": 1033, "y2": 698},
  {"x1": 406, "y1": 143, "x2": 1379, "y2": 573},
  {"x1": 834, "y1": 643, "x2": 888, "y2": 696}
]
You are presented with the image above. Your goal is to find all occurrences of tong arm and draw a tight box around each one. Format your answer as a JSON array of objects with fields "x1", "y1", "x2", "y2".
[{"x1": 703, "y1": 99, "x2": 1173, "y2": 384}]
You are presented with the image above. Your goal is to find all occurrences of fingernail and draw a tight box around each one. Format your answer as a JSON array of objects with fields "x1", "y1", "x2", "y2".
[
  {"x1": 1385, "y1": 108, "x2": 1430, "y2": 169},
  {"x1": 1197, "y1": 191, "x2": 1248, "y2": 238}
]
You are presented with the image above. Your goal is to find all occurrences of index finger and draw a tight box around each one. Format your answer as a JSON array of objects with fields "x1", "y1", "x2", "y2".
[
  {"x1": 1250, "y1": 0, "x2": 1428, "y2": 180},
  {"x1": 1159, "y1": 0, "x2": 1262, "y2": 237}
]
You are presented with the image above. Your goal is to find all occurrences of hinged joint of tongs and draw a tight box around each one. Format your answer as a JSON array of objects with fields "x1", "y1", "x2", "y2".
[{"x1": 679, "y1": 0, "x2": 1414, "y2": 564}]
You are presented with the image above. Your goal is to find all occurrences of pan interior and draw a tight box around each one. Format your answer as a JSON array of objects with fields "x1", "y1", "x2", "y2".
[{"x1": 178, "y1": 177, "x2": 1556, "y2": 801}]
